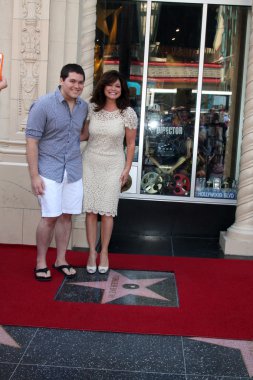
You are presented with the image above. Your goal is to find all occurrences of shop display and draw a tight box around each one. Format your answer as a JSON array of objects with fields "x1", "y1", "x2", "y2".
[
  {"x1": 141, "y1": 103, "x2": 237, "y2": 198},
  {"x1": 195, "y1": 107, "x2": 237, "y2": 199},
  {"x1": 141, "y1": 106, "x2": 193, "y2": 196}
]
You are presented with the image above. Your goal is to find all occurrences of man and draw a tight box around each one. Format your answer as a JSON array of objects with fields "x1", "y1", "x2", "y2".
[
  {"x1": 26, "y1": 64, "x2": 88, "y2": 281},
  {"x1": 0, "y1": 76, "x2": 7, "y2": 91}
]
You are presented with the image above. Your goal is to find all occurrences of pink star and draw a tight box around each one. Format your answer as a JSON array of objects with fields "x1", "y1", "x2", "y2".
[
  {"x1": 0, "y1": 326, "x2": 20, "y2": 348},
  {"x1": 191, "y1": 337, "x2": 253, "y2": 377},
  {"x1": 69, "y1": 270, "x2": 170, "y2": 304}
]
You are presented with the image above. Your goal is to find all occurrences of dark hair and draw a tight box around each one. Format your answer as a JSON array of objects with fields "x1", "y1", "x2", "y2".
[
  {"x1": 60, "y1": 64, "x2": 85, "y2": 81},
  {"x1": 91, "y1": 70, "x2": 130, "y2": 111}
]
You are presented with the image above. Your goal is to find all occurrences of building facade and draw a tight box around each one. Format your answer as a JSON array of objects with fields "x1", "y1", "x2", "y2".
[{"x1": 0, "y1": 0, "x2": 252, "y2": 255}]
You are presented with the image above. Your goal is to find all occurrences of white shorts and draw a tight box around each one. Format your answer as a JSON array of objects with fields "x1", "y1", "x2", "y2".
[{"x1": 38, "y1": 172, "x2": 83, "y2": 217}]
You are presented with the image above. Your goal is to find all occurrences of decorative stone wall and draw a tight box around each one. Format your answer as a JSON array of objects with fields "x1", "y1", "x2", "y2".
[
  {"x1": 0, "y1": 0, "x2": 50, "y2": 245},
  {"x1": 19, "y1": 0, "x2": 42, "y2": 131}
]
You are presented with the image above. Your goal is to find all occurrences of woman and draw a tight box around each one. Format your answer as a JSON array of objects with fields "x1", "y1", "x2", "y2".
[{"x1": 81, "y1": 70, "x2": 137, "y2": 274}]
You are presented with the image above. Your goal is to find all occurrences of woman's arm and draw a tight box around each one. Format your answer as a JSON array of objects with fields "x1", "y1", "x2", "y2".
[
  {"x1": 120, "y1": 127, "x2": 137, "y2": 185},
  {"x1": 80, "y1": 120, "x2": 90, "y2": 141}
]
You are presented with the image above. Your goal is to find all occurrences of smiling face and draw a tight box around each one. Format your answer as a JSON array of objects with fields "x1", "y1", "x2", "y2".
[
  {"x1": 60, "y1": 72, "x2": 85, "y2": 102},
  {"x1": 104, "y1": 79, "x2": 122, "y2": 101}
]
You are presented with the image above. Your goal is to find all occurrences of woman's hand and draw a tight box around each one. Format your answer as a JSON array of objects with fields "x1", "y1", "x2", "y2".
[{"x1": 120, "y1": 168, "x2": 130, "y2": 187}]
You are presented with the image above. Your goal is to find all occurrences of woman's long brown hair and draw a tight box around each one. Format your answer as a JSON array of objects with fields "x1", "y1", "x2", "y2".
[{"x1": 91, "y1": 70, "x2": 130, "y2": 112}]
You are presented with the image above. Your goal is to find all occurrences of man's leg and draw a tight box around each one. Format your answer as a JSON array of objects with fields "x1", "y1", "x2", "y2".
[
  {"x1": 36, "y1": 216, "x2": 57, "y2": 278},
  {"x1": 57, "y1": 174, "x2": 83, "y2": 275},
  {"x1": 54, "y1": 213, "x2": 76, "y2": 276}
]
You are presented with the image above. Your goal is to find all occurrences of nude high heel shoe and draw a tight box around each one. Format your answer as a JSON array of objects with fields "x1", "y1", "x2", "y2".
[
  {"x1": 86, "y1": 264, "x2": 97, "y2": 274},
  {"x1": 98, "y1": 254, "x2": 109, "y2": 274},
  {"x1": 86, "y1": 253, "x2": 97, "y2": 274},
  {"x1": 98, "y1": 265, "x2": 109, "y2": 274}
]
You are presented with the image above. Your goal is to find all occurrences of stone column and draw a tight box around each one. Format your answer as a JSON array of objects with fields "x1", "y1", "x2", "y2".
[
  {"x1": 219, "y1": 8, "x2": 253, "y2": 256},
  {"x1": 47, "y1": 0, "x2": 80, "y2": 92},
  {"x1": 46, "y1": 0, "x2": 67, "y2": 91},
  {"x1": 71, "y1": 0, "x2": 97, "y2": 249},
  {"x1": 77, "y1": 0, "x2": 97, "y2": 100}
]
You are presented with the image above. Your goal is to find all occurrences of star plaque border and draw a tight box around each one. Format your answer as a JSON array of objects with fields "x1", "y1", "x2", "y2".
[{"x1": 55, "y1": 269, "x2": 179, "y2": 307}]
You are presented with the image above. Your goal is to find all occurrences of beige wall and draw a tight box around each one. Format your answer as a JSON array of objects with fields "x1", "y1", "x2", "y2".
[
  {"x1": 0, "y1": 161, "x2": 88, "y2": 247},
  {"x1": 0, "y1": 164, "x2": 40, "y2": 244}
]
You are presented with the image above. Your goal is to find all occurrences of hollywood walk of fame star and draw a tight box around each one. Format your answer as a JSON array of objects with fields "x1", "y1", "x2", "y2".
[
  {"x1": 69, "y1": 270, "x2": 170, "y2": 304},
  {"x1": 191, "y1": 337, "x2": 253, "y2": 377},
  {"x1": 0, "y1": 326, "x2": 20, "y2": 348}
]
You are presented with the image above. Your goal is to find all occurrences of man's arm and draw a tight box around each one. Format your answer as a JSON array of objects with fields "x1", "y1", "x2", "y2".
[{"x1": 26, "y1": 137, "x2": 45, "y2": 195}]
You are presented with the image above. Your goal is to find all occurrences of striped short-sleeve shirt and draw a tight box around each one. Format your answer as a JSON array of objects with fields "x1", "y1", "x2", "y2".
[{"x1": 26, "y1": 87, "x2": 88, "y2": 183}]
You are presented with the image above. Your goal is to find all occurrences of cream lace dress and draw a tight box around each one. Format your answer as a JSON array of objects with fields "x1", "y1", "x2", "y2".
[{"x1": 83, "y1": 103, "x2": 137, "y2": 217}]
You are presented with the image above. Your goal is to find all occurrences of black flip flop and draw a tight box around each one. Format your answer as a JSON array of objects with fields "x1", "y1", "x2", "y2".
[
  {"x1": 34, "y1": 267, "x2": 52, "y2": 281},
  {"x1": 52, "y1": 264, "x2": 76, "y2": 279}
]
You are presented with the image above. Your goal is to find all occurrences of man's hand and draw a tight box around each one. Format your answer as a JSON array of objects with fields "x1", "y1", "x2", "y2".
[{"x1": 31, "y1": 175, "x2": 45, "y2": 196}]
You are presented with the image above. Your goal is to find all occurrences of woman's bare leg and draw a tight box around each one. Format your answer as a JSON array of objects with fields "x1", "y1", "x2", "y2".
[
  {"x1": 99, "y1": 215, "x2": 113, "y2": 269},
  {"x1": 86, "y1": 212, "x2": 98, "y2": 268}
]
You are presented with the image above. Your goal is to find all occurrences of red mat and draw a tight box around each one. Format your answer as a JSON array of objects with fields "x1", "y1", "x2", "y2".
[{"x1": 0, "y1": 243, "x2": 253, "y2": 340}]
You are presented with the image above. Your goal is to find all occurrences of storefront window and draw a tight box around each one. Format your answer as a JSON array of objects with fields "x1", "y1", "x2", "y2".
[
  {"x1": 195, "y1": 5, "x2": 248, "y2": 200},
  {"x1": 141, "y1": 3, "x2": 202, "y2": 196},
  {"x1": 94, "y1": 1, "x2": 249, "y2": 202}
]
